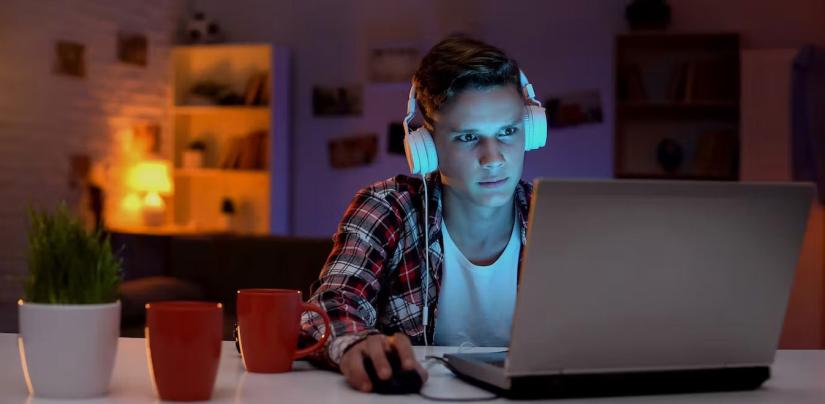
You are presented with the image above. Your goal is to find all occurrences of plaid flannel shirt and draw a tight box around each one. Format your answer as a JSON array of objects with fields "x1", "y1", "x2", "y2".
[{"x1": 300, "y1": 173, "x2": 532, "y2": 368}]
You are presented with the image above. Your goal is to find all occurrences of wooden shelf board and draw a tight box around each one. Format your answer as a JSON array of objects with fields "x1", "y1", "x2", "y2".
[
  {"x1": 174, "y1": 168, "x2": 268, "y2": 178},
  {"x1": 618, "y1": 101, "x2": 740, "y2": 120},
  {"x1": 173, "y1": 105, "x2": 269, "y2": 114}
]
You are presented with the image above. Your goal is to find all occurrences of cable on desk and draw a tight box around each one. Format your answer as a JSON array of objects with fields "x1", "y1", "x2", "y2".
[
  {"x1": 418, "y1": 356, "x2": 500, "y2": 402},
  {"x1": 418, "y1": 391, "x2": 500, "y2": 402},
  {"x1": 425, "y1": 355, "x2": 449, "y2": 366}
]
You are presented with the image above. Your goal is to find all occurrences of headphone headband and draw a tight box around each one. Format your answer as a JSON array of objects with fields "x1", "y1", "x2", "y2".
[
  {"x1": 403, "y1": 85, "x2": 417, "y2": 138},
  {"x1": 519, "y1": 70, "x2": 542, "y2": 107}
]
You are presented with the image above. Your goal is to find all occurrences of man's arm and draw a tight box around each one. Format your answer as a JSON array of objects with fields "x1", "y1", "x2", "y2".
[{"x1": 300, "y1": 187, "x2": 401, "y2": 368}]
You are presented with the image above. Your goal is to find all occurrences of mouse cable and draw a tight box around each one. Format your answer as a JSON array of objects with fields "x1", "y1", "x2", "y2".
[
  {"x1": 418, "y1": 356, "x2": 500, "y2": 402},
  {"x1": 422, "y1": 173, "x2": 431, "y2": 347}
]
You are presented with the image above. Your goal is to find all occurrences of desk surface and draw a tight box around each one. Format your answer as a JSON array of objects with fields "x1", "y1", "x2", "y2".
[{"x1": 2, "y1": 333, "x2": 825, "y2": 403}]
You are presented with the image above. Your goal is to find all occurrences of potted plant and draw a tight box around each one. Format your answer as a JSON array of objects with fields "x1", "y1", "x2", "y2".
[{"x1": 17, "y1": 203, "x2": 122, "y2": 398}]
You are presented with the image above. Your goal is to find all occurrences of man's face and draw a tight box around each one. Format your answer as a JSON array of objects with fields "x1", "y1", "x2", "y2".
[{"x1": 432, "y1": 84, "x2": 526, "y2": 208}]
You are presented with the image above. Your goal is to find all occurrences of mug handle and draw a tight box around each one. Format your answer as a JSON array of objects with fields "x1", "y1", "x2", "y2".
[{"x1": 294, "y1": 303, "x2": 331, "y2": 359}]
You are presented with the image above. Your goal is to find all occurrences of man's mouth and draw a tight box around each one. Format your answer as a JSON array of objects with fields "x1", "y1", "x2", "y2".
[{"x1": 478, "y1": 177, "x2": 508, "y2": 188}]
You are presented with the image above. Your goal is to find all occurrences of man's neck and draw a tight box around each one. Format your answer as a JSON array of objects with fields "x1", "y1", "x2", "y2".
[{"x1": 441, "y1": 186, "x2": 515, "y2": 265}]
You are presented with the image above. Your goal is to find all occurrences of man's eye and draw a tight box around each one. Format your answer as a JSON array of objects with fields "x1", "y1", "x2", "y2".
[
  {"x1": 457, "y1": 133, "x2": 477, "y2": 143},
  {"x1": 500, "y1": 127, "x2": 518, "y2": 137}
]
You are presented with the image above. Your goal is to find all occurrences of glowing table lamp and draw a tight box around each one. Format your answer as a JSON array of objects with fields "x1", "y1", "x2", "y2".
[{"x1": 128, "y1": 160, "x2": 172, "y2": 226}]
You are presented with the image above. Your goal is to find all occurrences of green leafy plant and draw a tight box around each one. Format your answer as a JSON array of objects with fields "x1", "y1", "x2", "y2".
[{"x1": 24, "y1": 203, "x2": 122, "y2": 304}]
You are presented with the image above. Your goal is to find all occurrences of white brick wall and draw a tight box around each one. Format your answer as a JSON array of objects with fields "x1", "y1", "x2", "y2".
[{"x1": 0, "y1": 0, "x2": 184, "y2": 302}]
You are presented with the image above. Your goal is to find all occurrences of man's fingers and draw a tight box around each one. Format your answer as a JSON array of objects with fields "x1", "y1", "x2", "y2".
[
  {"x1": 341, "y1": 333, "x2": 428, "y2": 393},
  {"x1": 390, "y1": 333, "x2": 427, "y2": 381},
  {"x1": 342, "y1": 346, "x2": 371, "y2": 392},
  {"x1": 366, "y1": 337, "x2": 393, "y2": 380},
  {"x1": 414, "y1": 361, "x2": 429, "y2": 382},
  {"x1": 390, "y1": 333, "x2": 417, "y2": 370}
]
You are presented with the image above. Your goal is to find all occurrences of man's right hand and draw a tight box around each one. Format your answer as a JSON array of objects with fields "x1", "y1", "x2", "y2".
[{"x1": 339, "y1": 333, "x2": 428, "y2": 392}]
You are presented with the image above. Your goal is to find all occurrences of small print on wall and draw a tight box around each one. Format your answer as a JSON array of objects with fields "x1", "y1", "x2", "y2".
[
  {"x1": 368, "y1": 47, "x2": 420, "y2": 83},
  {"x1": 544, "y1": 89, "x2": 603, "y2": 128},
  {"x1": 312, "y1": 85, "x2": 363, "y2": 116},
  {"x1": 132, "y1": 123, "x2": 161, "y2": 155},
  {"x1": 117, "y1": 32, "x2": 148, "y2": 66},
  {"x1": 328, "y1": 134, "x2": 378, "y2": 169},
  {"x1": 54, "y1": 41, "x2": 86, "y2": 78}
]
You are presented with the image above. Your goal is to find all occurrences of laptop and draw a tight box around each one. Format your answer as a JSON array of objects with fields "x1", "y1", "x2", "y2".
[{"x1": 443, "y1": 179, "x2": 814, "y2": 399}]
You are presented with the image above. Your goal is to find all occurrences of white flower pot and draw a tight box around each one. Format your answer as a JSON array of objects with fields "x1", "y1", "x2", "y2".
[{"x1": 17, "y1": 300, "x2": 120, "y2": 398}]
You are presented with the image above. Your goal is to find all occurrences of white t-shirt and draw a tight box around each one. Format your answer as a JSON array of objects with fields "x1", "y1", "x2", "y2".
[{"x1": 433, "y1": 215, "x2": 520, "y2": 347}]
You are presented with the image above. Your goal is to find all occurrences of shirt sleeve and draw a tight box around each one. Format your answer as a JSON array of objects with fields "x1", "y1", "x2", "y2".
[{"x1": 299, "y1": 186, "x2": 400, "y2": 368}]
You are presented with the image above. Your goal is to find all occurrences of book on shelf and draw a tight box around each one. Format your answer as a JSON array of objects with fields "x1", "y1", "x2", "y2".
[
  {"x1": 220, "y1": 131, "x2": 268, "y2": 170},
  {"x1": 694, "y1": 129, "x2": 738, "y2": 178},
  {"x1": 243, "y1": 72, "x2": 270, "y2": 106},
  {"x1": 667, "y1": 59, "x2": 738, "y2": 103},
  {"x1": 220, "y1": 137, "x2": 243, "y2": 169},
  {"x1": 259, "y1": 73, "x2": 271, "y2": 105},
  {"x1": 668, "y1": 61, "x2": 689, "y2": 101},
  {"x1": 237, "y1": 131, "x2": 266, "y2": 170},
  {"x1": 688, "y1": 58, "x2": 738, "y2": 102},
  {"x1": 618, "y1": 64, "x2": 648, "y2": 102},
  {"x1": 244, "y1": 73, "x2": 262, "y2": 105}
]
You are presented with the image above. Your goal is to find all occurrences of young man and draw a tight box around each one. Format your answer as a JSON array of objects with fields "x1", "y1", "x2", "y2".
[{"x1": 300, "y1": 35, "x2": 544, "y2": 392}]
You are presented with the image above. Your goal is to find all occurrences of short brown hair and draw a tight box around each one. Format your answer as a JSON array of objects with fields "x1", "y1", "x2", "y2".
[{"x1": 412, "y1": 36, "x2": 521, "y2": 130}]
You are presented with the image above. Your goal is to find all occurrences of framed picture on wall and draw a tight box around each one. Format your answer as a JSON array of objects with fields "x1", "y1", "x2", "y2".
[
  {"x1": 544, "y1": 89, "x2": 604, "y2": 129},
  {"x1": 328, "y1": 134, "x2": 378, "y2": 168},
  {"x1": 368, "y1": 47, "x2": 419, "y2": 83},
  {"x1": 54, "y1": 41, "x2": 86, "y2": 78},
  {"x1": 312, "y1": 85, "x2": 363, "y2": 116},
  {"x1": 132, "y1": 123, "x2": 161, "y2": 155},
  {"x1": 117, "y1": 32, "x2": 148, "y2": 66}
]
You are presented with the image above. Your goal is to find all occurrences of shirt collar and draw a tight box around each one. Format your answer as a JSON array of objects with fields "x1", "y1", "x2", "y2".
[{"x1": 425, "y1": 173, "x2": 531, "y2": 245}]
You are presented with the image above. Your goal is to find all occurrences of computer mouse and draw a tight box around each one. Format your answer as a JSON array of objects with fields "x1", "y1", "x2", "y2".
[{"x1": 362, "y1": 347, "x2": 423, "y2": 394}]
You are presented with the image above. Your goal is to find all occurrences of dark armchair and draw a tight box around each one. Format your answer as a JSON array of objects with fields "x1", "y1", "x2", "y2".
[{"x1": 112, "y1": 232, "x2": 333, "y2": 340}]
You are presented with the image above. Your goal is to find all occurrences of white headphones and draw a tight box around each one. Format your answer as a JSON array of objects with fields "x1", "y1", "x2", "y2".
[
  {"x1": 403, "y1": 69, "x2": 547, "y2": 346},
  {"x1": 402, "y1": 70, "x2": 548, "y2": 175}
]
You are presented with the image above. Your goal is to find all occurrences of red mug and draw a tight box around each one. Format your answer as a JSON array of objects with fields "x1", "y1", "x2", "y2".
[
  {"x1": 236, "y1": 289, "x2": 331, "y2": 373},
  {"x1": 145, "y1": 301, "x2": 223, "y2": 401}
]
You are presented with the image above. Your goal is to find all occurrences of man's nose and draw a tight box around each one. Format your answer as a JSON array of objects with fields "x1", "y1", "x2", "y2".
[{"x1": 479, "y1": 138, "x2": 504, "y2": 169}]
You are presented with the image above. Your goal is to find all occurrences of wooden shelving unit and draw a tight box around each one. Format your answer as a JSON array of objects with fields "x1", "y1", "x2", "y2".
[
  {"x1": 170, "y1": 44, "x2": 290, "y2": 235},
  {"x1": 614, "y1": 33, "x2": 741, "y2": 180}
]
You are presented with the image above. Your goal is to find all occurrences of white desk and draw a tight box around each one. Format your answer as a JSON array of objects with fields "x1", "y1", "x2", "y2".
[{"x1": 2, "y1": 333, "x2": 824, "y2": 403}]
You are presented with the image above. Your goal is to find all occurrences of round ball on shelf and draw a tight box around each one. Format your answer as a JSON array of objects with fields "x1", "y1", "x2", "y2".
[
  {"x1": 185, "y1": 12, "x2": 209, "y2": 43},
  {"x1": 185, "y1": 12, "x2": 223, "y2": 44}
]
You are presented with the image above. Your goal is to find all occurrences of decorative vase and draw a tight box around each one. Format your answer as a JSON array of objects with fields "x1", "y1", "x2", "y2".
[
  {"x1": 182, "y1": 150, "x2": 205, "y2": 169},
  {"x1": 626, "y1": 0, "x2": 671, "y2": 31}
]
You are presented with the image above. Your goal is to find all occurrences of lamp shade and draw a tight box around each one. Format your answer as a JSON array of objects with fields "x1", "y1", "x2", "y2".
[{"x1": 128, "y1": 160, "x2": 172, "y2": 195}]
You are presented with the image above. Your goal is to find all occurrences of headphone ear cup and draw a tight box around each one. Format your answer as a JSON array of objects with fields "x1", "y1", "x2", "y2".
[
  {"x1": 404, "y1": 127, "x2": 439, "y2": 175},
  {"x1": 523, "y1": 104, "x2": 548, "y2": 151}
]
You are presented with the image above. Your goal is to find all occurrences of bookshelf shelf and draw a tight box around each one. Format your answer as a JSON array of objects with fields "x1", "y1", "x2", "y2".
[
  {"x1": 174, "y1": 168, "x2": 268, "y2": 178},
  {"x1": 173, "y1": 105, "x2": 270, "y2": 114}
]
